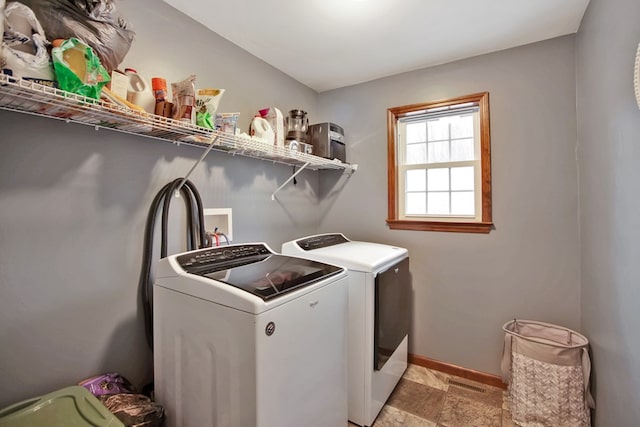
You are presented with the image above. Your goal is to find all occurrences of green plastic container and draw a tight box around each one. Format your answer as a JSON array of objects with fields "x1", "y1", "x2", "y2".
[{"x1": 0, "y1": 386, "x2": 124, "y2": 427}]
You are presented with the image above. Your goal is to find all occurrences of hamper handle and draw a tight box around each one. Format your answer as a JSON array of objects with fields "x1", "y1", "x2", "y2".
[
  {"x1": 582, "y1": 348, "x2": 596, "y2": 409},
  {"x1": 501, "y1": 333, "x2": 512, "y2": 383}
]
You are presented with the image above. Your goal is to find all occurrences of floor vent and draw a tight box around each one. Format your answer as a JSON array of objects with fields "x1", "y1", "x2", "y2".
[{"x1": 448, "y1": 380, "x2": 486, "y2": 394}]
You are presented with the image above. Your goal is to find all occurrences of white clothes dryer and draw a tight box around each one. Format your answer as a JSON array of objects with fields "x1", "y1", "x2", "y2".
[
  {"x1": 282, "y1": 234, "x2": 410, "y2": 427},
  {"x1": 154, "y1": 243, "x2": 348, "y2": 427}
]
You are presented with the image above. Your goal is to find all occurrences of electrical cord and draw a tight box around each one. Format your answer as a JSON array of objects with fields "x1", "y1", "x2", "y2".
[
  {"x1": 139, "y1": 178, "x2": 208, "y2": 350},
  {"x1": 218, "y1": 231, "x2": 230, "y2": 245}
]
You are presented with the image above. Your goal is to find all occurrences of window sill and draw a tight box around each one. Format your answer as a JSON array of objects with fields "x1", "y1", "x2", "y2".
[{"x1": 386, "y1": 219, "x2": 494, "y2": 234}]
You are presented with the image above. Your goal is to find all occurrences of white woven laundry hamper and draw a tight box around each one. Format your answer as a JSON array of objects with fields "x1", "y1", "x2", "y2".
[{"x1": 501, "y1": 320, "x2": 595, "y2": 427}]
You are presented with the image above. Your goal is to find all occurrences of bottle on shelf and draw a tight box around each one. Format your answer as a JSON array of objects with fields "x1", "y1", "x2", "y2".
[
  {"x1": 124, "y1": 68, "x2": 155, "y2": 114},
  {"x1": 151, "y1": 77, "x2": 172, "y2": 118}
]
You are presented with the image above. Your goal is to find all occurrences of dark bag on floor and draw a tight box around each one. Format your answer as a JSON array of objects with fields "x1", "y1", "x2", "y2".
[
  {"x1": 98, "y1": 393, "x2": 165, "y2": 427},
  {"x1": 79, "y1": 372, "x2": 165, "y2": 427}
]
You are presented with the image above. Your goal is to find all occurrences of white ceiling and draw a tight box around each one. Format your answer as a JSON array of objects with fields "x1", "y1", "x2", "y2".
[{"x1": 163, "y1": 0, "x2": 590, "y2": 93}]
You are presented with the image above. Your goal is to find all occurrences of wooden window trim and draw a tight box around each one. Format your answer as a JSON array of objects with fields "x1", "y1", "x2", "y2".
[{"x1": 386, "y1": 92, "x2": 493, "y2": 233}]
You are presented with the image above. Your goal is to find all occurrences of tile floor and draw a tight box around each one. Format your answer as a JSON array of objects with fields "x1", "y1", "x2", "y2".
[{"x1": 349, "y1": 364, "x2": 517, "y2": 427}]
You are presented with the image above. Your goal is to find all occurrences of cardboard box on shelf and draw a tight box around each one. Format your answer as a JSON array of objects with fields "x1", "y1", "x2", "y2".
[{"x1": 107, "y1": 70, "x2": 129, "y2": 99}]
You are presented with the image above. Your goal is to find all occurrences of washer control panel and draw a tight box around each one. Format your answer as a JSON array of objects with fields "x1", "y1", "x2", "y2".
[{"x1": 177, "y1": 244, "x2": 271, "y2": 269}]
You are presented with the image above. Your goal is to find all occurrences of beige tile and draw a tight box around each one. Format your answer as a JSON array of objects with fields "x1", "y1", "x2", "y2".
[
  {"x1": 386, "y1": 378, "x2": 446, "y2": 422},
  {"x1": 438, "y1": 394, "x2": 502, "y2": 427},
  {"x1": 350, "y1": 367, "x2": 515, "y2": 427},
  {"x1": 502, "y1": 391, "x2": 511, "y2": 411},
  {"x1": 501, "y1": 410, "x2": 519, "y2": 427},
  {"x1": 373, "y1": 405, "x2": 437, "y2": 427},
  {"x1": 447, "y1": 377, "x2": 503, "y2": 409},
  {"x1": 403, "y1": 364, "x2": 451, "y2": 391}
]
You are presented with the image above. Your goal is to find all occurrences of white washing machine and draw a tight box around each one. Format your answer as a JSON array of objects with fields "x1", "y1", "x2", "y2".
[
  {"x1": 154, "y1": 243, "x2": 348, "y2": 427},
  {"x1": 282, "y1": 234, "x2": 410, "y2": 427}
]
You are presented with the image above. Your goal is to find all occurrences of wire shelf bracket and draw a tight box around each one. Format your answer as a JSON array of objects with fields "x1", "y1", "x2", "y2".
[
  {"x1": 271, "y1": 162, "x2": 310, "y2": 200},
  {"x1": 175, "y1": 134, "x2": 220, "y2": 196}
]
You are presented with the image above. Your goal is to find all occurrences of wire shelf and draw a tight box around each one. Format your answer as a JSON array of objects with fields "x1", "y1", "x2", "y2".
[{"x1": 0, "y1": 73, "x2": 356, "y2": 172}]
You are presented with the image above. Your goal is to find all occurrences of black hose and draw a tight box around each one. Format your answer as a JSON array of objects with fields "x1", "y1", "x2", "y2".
[{"x1": 139, "y1": 178, "x2": 208, "y2": 350}]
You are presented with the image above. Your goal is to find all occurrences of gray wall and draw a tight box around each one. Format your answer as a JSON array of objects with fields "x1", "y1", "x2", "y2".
[
  {"x1": 0, "y1": 0, "x2": 322, "y2": 406},
  {"x1": 576, "y1": 0, "x2": 640, "y2": 424},
  {"x1": 317, "y1": 36, "x2": 582, "y2": 375},
  {"x1": 3, "y1": 1, "x2": 636, "y2": 423}
]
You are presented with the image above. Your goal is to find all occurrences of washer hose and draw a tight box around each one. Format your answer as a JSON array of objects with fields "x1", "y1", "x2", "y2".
[{"x1": 139, "y1": 178, "x2": 208, "y2": 350}]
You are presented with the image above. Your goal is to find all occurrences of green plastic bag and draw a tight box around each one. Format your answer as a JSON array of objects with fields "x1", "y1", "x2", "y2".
[
  {"x1": 51, "y1": 38, "x2": 110, "y2": 99},
  {"x1": 196, "y1": 111, "x2": 214, "y2": 129}
]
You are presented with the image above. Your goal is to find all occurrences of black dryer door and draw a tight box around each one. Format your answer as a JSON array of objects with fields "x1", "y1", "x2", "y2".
[{"x1": 374, "y1": 257, "x2": 411, "y2": 371}]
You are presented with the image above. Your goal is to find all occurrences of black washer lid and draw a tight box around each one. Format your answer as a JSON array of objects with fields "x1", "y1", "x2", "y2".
[{"x1": 177, "y1": 245, "x2": 343, "y2": 300}]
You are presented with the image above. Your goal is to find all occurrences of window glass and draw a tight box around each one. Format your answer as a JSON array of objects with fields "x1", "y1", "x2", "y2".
[
  {"x1": 427, "y1": 168, "x2": 449, "y2": 191},
  {"x1": 406, "y1": 143, "x2": 427, "y2": 164},
  {"x1": 451, "y1": 191, "x2": 475, "y2": 215},
  {"x1": 406, "y1": 193, "x2": 426, "y2": 215},
  {"x1": 427, "y1": 118, "x2": 449, "y2": 141},
  {"x1": 451, "y1": 166, "x2": 474, "y2": 191},
  {"x1": 406, "y1": 122, "x2": 426, "y2": 143},
  {"x1": 450, "y1": 114, "x2": 473, "y2": 139},
  {"x1": 428, "y1": 141, "x2": 449, "y2": 163},
  {"x1": 451, "y1": 138, "x2": 475, "y2": 162},
  {"x1": 406, "y1": 169, "x2": 426, "y2": 191},
  {"x1": 427, "y1": 192, "x2": 449, "y2": 215}
]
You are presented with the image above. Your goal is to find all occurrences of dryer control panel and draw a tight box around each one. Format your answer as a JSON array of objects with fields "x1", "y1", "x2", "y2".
[{"x1": 295, "y1": 234, "x2": 349, "y2": 250}]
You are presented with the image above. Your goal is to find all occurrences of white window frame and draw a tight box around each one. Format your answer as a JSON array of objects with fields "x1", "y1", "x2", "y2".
[{"x1": 397, "y1": 109, "x2": 481, "y2": 222}]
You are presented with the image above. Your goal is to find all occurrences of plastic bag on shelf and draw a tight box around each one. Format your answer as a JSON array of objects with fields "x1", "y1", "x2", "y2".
[
  {"x1": 195, "y1": 88, "x2": 225, "y2": 129},
  {"x1": 51, "y1": 37, "x2": 110, "y2": 99},
  {"x1": 171, "y1": 74, "x2": 196, "y2": 123},
  {"x1": 16, "y1": 0, "x2": 135, "y2": 73},
  {"x1": 1, "y1": 2, "x2": 56, "y2": 86}
]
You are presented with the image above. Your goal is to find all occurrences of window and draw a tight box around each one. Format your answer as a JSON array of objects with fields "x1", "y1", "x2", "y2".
[{"x1": 387, "y1": 92, "x2": 493, "y2": 233}]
